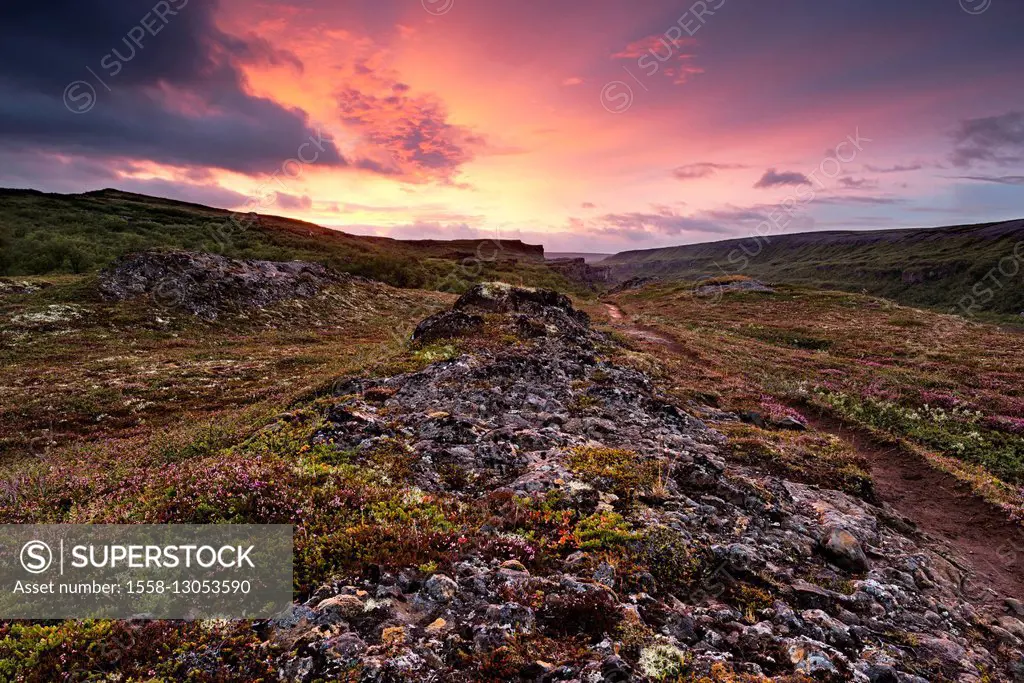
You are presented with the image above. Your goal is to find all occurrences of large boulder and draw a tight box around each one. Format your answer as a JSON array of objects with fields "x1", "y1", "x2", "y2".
[
  {"x1": 412, "y1": 310, "x2": 484, "y2": 344},
  {"x1": 453, "y1": 282, "x2": 587, "y2": 326}
]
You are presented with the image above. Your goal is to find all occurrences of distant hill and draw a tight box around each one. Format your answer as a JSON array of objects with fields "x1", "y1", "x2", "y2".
[
  {"x1": 602, "y1": 220, "x2": 1024, "y2": 316},
  {"x1": 0, "y1": 188, "x2": 562, "y2": 292},
  {"x1": 546, "y1": 252, "x2": 610, "y2": 263}
]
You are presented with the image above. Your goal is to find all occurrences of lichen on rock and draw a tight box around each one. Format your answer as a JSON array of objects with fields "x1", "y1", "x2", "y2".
[{"x1": 266, "y1": 284, "x2": 1023, "y2": 681}]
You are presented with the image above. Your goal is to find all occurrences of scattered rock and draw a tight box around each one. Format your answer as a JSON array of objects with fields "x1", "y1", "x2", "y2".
[
  {"x1": 775, "y1": 416, "x2": 808, "y2": 431},
  {"x1": 316, "y1": 593, "x2": 364, "y2": 622},
  {"x1": 998, "y1": 615, "x2": 1024, "y2": 640},
  {"x1": 593, "y1": 562, "x2": 616, "y2": 587},
  {"x1": 601, "y1": 654, "x2": 633, "y2": 681},
  {"x1": 423, "y1": 574, "x2": 458, "y2": 603},
  {"x1": 739, "y1": 411, "x2": 768, "y2": 429},
  {"x1": 499, "y1": 559, "x2": 527, "y2": 573},
  {"x1": 0, "y1": 279, "x2": 42, "y2": 296},
  {"x1": 787, "y1": 639, "x2": 840, "y2": 677},
  {"x1": 916, "y1": 634, "x2": 967, "y2": 669},
  {"x1": 424, "y1": 618, "x2": 447, "y2": 635},
  {"x1": 820, "y1": 527, "x2": 870, "y2": 573},
  {"x1": 864, "y1": 664, "x2": 900, "y2": 683},
  {"x1": 11, "y1": 304, "x2": 85, "y2": 327}
]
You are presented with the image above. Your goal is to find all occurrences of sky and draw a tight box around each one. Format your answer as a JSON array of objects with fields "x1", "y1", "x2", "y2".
[{"x1": 1, "y1": 0, "x2": 1023, "y2": 253}]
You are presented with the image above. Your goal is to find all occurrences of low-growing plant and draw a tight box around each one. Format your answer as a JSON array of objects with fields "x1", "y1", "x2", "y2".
[
  {"x1": 817, "y1": 389, "x2": 1024, "y2": 484},
  {"x1": 638, "y1": 642, "x2": 691, "y2": 681},
  {"x1": 634, "y1": 526, "x2": 710, "y2": 597},
  {"x1": 573, "y1": 511, "x2": 638, "y2": 550},
  {"x1": 566, "y1": 446, "x2": 658, "y2": 498}
]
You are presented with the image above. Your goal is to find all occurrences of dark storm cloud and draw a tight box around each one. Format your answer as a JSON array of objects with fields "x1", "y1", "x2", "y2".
[
  {"x1": 951, "y1": 111, "x2": 1024, "y2": 168},
  {"x1": 754, "y1": 169, "x2": 811, "y2": 189},
  {"x1": 113, "y1": 177, "x2": 251, "y2": 208},
  {"x1": 0, "y1": 148, "x2": 251, "y2": 208},
  {"x1": 0, "y1": 0, "x2": 345, "y2": 174}
]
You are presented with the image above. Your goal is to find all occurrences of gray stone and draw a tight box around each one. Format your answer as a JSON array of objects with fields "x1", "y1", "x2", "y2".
[
  {"x1": 820, "y1": 527, "x2": 870, "y2": 573},
  {"x1": 423, "y1": 574, "x2": 459, "y2": 603}
]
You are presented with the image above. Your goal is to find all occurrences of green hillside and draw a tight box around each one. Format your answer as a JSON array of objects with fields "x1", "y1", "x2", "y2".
[
  {"x1": 0, "y1": 188, "x2": 557, "y2": 292},
  {"x1": 602, "y1": 220, "x2": 1024, "y2": 316}
]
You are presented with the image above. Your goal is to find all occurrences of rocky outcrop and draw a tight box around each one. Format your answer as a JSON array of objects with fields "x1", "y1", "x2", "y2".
[
  {"x1": 272, "y1": 285, "x2": 1023, "y2": 681},
  {"x1": 97, "y1": 250, "x2": 345, "y2": 320},
  {"x1": 0, "y1": 279, "x2": 42, "y2": 296},
  {"x1": 413, "y1": 282, "x2": 590, "y2": 344},
  {"x1": 411, "y1": 310, "x2": 484, "y2": 344},
  {"x1": 694, "y1": 279, "x2": 774, "y2": 297},
  {"x1": 546, "y1": 257, "x2": 613, "y2": 286}
]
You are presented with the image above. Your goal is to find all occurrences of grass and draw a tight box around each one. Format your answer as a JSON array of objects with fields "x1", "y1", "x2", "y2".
[
  {"x1": 1, "y1": 257, "x2": 1020, "y2": 677},
  {"x1": 0, "y1": 188, "x2": 589, "y2": 296},
  {"x1": 605, "y1": 281, "x2": 1024, "y2": 519},
  {"x1": 722, "y1": 423, "x2": 874, "y2": 500},
  {"x1": 601, "y1": 220, "x2": 1024, "y2": 315},
  {"x1": 0, "y1": 274, "x2": 453, "y2": 463}
]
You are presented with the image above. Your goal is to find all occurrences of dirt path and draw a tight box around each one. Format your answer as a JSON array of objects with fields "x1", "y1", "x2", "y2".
[
  {"x1": 804, "y1": 412, "x2": 1024, "y2": 605},
  {"x1": 604, "y1": 304, "x2": 689, "y2": 351},
  {"x1": 604, "y1": 302, "x2": 1024, "y2": 606}
]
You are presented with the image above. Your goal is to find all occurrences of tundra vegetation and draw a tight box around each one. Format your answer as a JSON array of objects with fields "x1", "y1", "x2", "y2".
[
  {"x1": 0, "y1": 197, "x2": 1023, "y2": 680},
  {"x1": 605, "y1": 279, "x2": 1024, "y2": 520}
]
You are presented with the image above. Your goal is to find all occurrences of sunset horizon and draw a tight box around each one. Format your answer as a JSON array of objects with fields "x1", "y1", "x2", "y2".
[{"x1": 3, "y1": 0, "x2": 1023, "y2": 253}]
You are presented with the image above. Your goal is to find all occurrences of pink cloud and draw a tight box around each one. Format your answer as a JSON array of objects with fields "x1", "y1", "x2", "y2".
[{"x1": 611, "y1": 35, "x2": 697, "y2": 60}]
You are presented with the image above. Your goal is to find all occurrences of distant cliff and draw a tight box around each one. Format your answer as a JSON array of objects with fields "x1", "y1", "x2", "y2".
[{"x1": 545, "y1": 257, "x2": 613, "y2": 285}]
